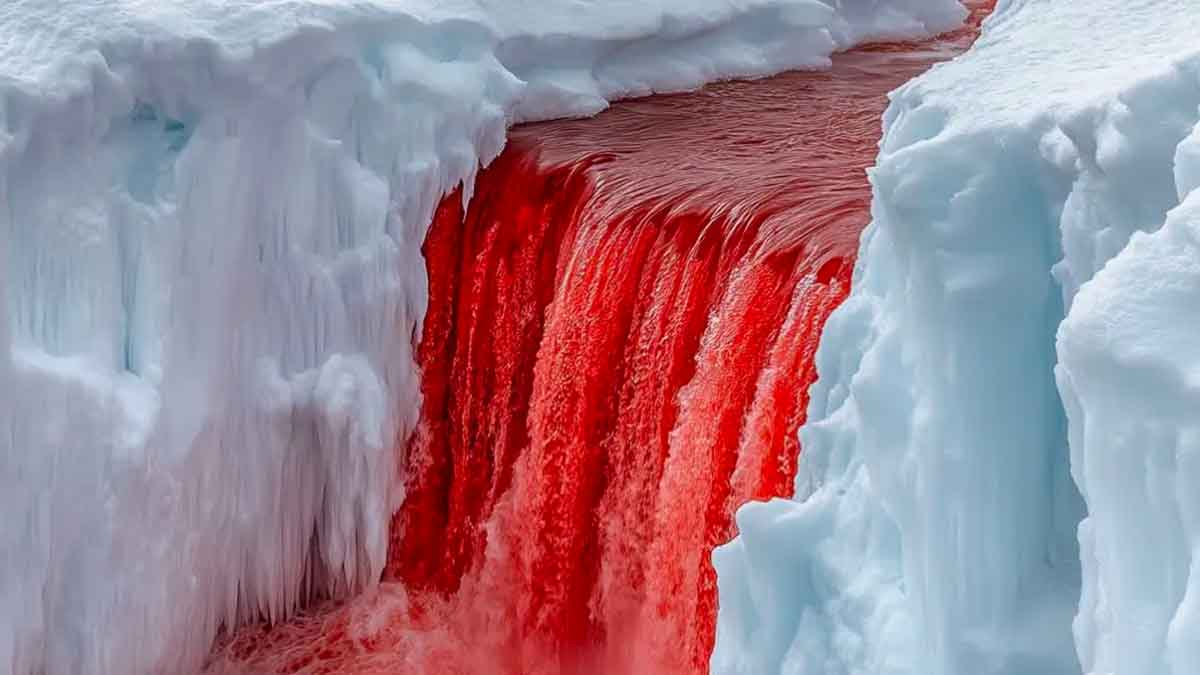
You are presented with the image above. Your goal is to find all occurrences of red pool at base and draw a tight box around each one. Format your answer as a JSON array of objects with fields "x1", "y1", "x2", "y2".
[{"x1": 208, "y1": 5, "x2": 990, "y2": 674}]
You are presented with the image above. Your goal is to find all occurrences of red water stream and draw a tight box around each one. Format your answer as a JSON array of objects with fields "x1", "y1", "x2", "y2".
[{"x1": 209, "y1": 6, "x2": 989, "y2": 674}]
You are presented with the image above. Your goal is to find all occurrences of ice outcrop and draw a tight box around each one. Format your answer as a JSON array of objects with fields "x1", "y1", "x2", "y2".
[
  {"x1": 713, "y1": 1, "x2": 1200, "y2": 674},
  {"x1": 1058, "y1": 96, "x2": 1200, "y2": 675},
  {"x1": 0, "y1": 1, "x2": 968, "y2": 674}
]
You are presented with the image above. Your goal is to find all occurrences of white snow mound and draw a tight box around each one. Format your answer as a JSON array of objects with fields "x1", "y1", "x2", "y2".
[
  {"x1": 0, "y1": 1, "x2": 966, "y2": 674},
  {"x1": 714, "y1": 1, "x2": 1200, "y2": 674}
]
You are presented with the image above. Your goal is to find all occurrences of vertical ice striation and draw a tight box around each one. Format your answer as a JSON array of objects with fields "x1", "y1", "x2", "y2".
[
  {"x1": 0, "y1": 10, "x2": 515, "y2": 674},
  {"x1": 0, "y1": 43, "x2": 438, "y2": 675},
  {"x1": 715, "y1": 1, "x2": 1200, "y2": 674}
]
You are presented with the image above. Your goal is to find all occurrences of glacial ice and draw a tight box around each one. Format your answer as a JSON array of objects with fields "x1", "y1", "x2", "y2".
[
  {"x1": 0, "y1": 1, "x2": 968, "y2": 674},
  {"x1": 1059, "y1": 98, "x2": 1200, "y2": 675},
  {"x1": 713, "y1": 1, "x2": 1200, "y2": 674}
]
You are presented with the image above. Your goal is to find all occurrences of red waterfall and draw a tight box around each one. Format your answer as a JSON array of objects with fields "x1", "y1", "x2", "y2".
[{"x1": 209, "y1": 5, "x2": 990, "y2": 674}]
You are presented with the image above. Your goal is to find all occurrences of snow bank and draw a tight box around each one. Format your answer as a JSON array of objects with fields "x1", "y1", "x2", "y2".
[
  {"x1": 714, "y1": 1, "x2": 1200, "y2": 674},
  {"x1": 0, "y1": 1, "x2": 966, "y2": 673}
]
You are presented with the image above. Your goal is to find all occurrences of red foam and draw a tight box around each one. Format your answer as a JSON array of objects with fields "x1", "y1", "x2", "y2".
[{"x1": 207, "y1": 4, "x2": 991, "y2": 673}]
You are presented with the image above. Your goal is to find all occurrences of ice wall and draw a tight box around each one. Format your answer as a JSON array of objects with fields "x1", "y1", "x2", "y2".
[
  {"x1": 1059, "y1": 91, "x2": 1200, "y2": 675},
  {"x1": 713, "y1": 1, "x2": 1200, "y2": 674},
  {"x1": 0, "y1": 1, "x2": 967, "y2": 674}
]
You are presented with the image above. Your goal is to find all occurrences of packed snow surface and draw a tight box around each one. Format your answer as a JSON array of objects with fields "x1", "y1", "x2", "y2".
[
  {"x1": 0, "y1": 1, "x2": 968, "y2": 674},
  {"x1": 713, "y1": 0, "x2": 1200, "y2": 674}
]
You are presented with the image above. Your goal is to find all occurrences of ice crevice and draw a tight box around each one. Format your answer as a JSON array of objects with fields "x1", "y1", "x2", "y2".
[
  {"x1": 0, "y1": 1, "x2": 969, "y2": 674},
  {"x1": 713, "y1": 1, "x2": 1200, "y2": 674}
]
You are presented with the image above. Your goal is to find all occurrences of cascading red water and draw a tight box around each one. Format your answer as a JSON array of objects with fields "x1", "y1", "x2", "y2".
[{"x1": 208, "y1": 5, "x2": 990, "y2": 674}]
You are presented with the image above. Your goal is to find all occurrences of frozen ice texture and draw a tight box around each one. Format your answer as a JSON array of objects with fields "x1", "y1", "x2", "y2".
[
  {"x1": 0, "y1": 1, "x2": 966, "y2": 673},
  {"x1": 714, "y1": 1, "x2": 1200, "y2": 674},
  {"x1": 1058, "y1": 92, "x2": 1200, "y2": 675}
]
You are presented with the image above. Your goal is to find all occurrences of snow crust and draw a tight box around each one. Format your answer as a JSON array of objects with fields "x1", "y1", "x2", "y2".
[
  {"x1": 714, "y1": 1, "x2": 1200, "y2": 673},
  {"x1": 0, "y1": 1, "x2": 967, "y2": 673}
]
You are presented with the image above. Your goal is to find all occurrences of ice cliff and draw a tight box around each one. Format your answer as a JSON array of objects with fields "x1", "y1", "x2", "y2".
[
  {"x1": 713, "y1": 1, "x2": 1200, "y2": 674},
  {"x1": 0, "y1": 1, "x2": 966, "y2": 673}
]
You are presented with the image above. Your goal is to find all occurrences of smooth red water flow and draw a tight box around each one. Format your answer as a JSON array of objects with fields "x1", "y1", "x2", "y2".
[{"x1": 208, "y1": 6, "x2": 990, "y2": 674}]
